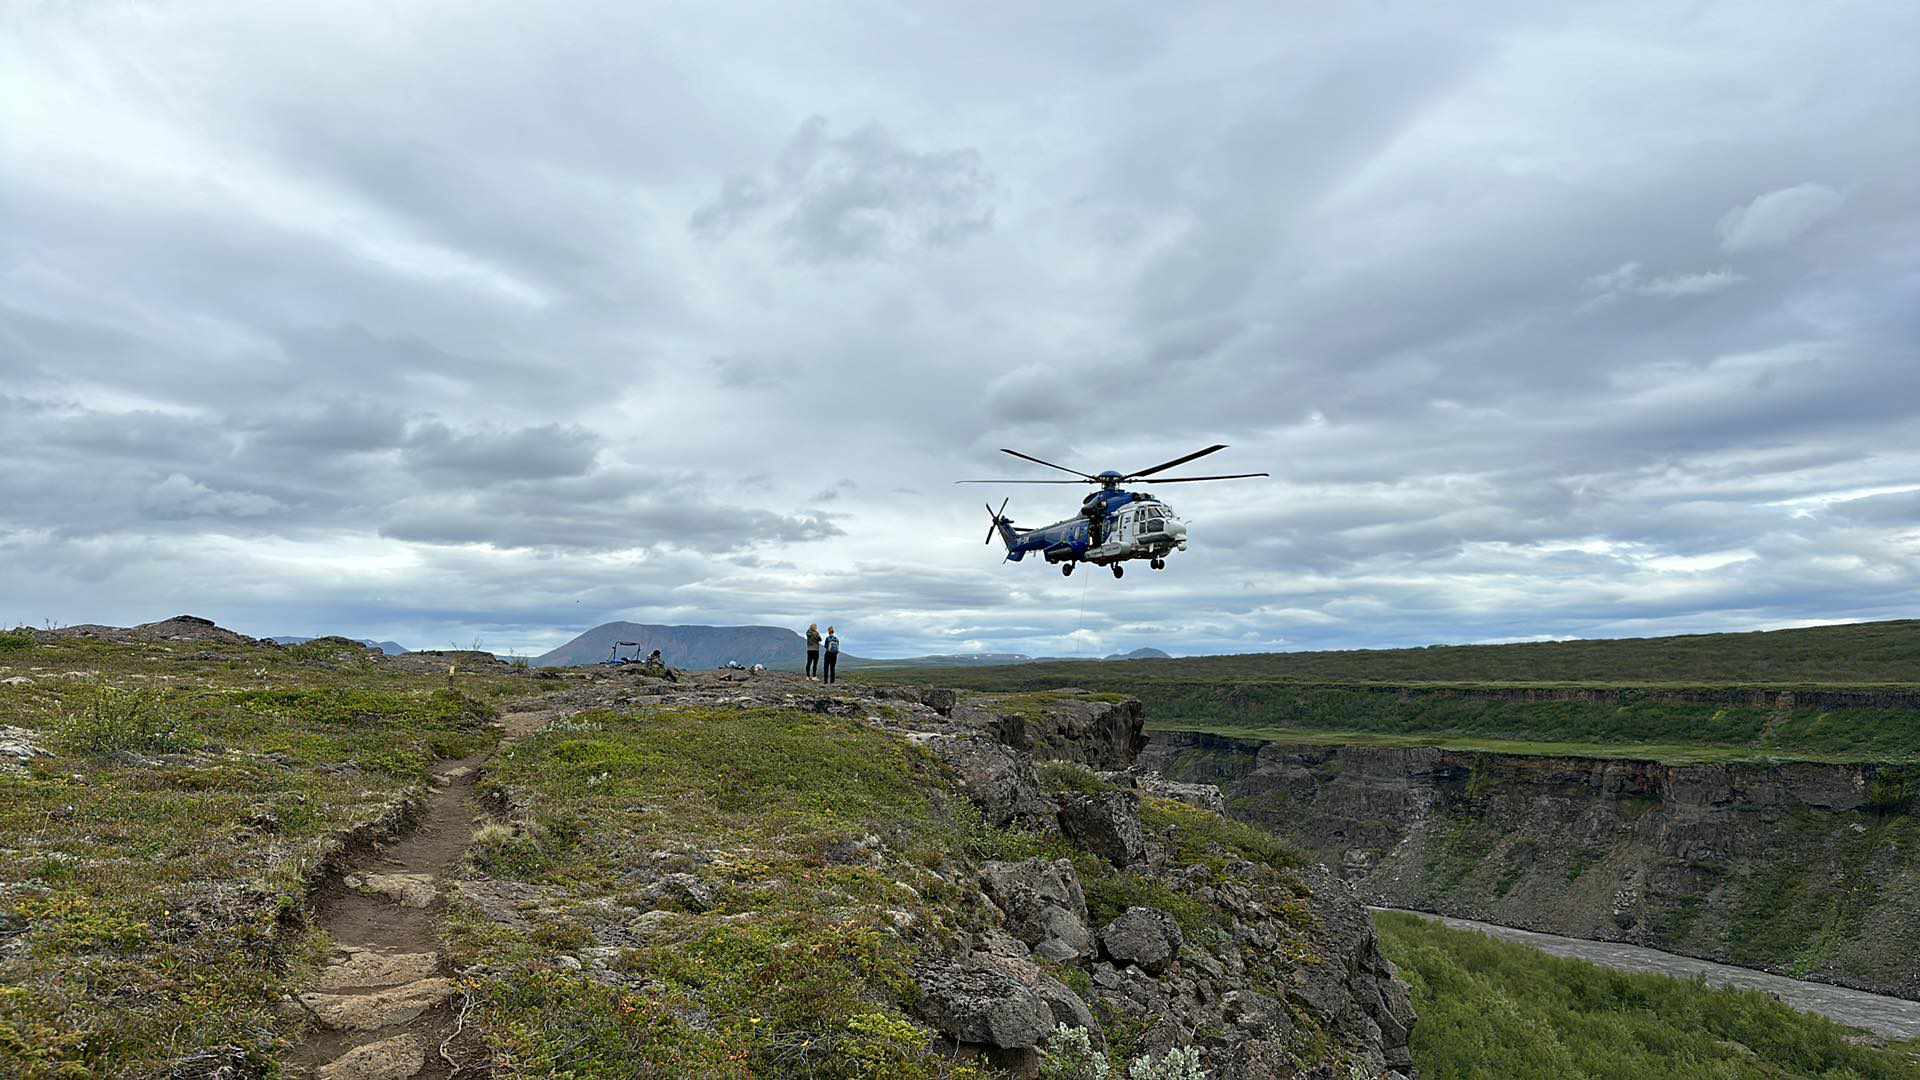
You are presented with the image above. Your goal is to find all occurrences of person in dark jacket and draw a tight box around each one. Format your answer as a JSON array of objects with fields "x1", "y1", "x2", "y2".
[
  {"x1": 805, "y1": 623, "x2": 822, "y2": 679},
  {"x1": 822, "y1": 627, "x2": 840, "y2": 684}
]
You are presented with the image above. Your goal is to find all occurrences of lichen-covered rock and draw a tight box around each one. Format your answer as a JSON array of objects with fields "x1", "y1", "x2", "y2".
[
  {"x1": 912, "y1": 958, "x2": 1054, "y2": 1050},
  {"x1": 0, "y1": 726, "x2": 50, "y2": 771},
  {"x1": 918, "y1": 733, "x2": 1056, "y2": 829},
  {"x1": 981, "y1": 857, "x2": 1094, "y2": 962},
  {"x1": 972, "y1": 951, "x2": 1101, "y2": 1042},
  {"x1": 1135, "y1": 771, "x2": 1227, "y2": 814},
  {"x1": 1057, "y1": 790, "x2": 1146, "y2": 866},
  {"x1": 1098, "y1": 906, "x2": 1183, "y2": 974}
]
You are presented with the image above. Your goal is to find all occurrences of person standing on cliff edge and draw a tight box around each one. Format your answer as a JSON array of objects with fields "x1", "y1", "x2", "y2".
[
  {"x1": 822, "y1": 627, "x2": 840, "y2": 685},
  {"x1": 805, "y1": 623, "x2": 822, "y2": 679}
]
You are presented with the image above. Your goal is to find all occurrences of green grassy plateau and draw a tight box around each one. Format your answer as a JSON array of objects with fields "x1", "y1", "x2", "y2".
[
  {"x1": 0, "y1": 634, "x2": 527, "y2": 1077},
  {"x1": 858, "y1": 620, "x2": 1920, "y2": 763},
  {"x1": 1373, "y1": 911, "x2": 1920, "y2": 1079},
  {"x1": 449, "y1": 707, "x2": 1319, "y2": 1077}
]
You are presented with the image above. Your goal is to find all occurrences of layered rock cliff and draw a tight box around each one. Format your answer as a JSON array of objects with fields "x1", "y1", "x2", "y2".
[{"x1": 1143, "y1": 731, "x2": 1920, "y2": 999}]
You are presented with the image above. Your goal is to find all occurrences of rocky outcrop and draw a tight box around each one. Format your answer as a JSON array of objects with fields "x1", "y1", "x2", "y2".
[
  {"x1": 1145, "y1": 729, "x2": 1920, "y2": 1001},
  {"x1": 981, "y1": 858, "x2": 1095, "y2": 961},
  {"x1": 461, "y1": 673, "x2": 1415, "y2": 1076},
  {"x1": 952, "y1": 693, "x2": 1147, "y2": 769},
  {"x1": 872, "y1": 685, "x2": 1414, "y2": 1076},
  {"x1": 35, "y1": 614, "x2": 259, "y2": 646}
]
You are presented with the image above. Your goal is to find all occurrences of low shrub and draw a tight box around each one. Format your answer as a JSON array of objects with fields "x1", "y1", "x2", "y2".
[{"x1": 55, "y1": 687, "x2": 194, "y2": 755}]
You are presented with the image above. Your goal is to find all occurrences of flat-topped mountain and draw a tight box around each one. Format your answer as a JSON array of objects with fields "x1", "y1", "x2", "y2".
[{"x1": 535, "y1": 622, "x2": 821, "y2": 669}]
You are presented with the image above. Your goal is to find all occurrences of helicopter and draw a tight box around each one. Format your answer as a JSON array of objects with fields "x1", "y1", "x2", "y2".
[{"x1": 958, "y1": 444, "x2": 1267, "y2": 578}]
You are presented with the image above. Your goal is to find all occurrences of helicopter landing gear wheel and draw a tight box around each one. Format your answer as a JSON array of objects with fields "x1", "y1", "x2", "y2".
[
  {"x1": 1151, "y1": 558, "x2": 1165, "y2": 570},
  {"x1": 1061, "y1": 562, "x2": 1074, "y2": 577},
  {"x1": 1111, "y1": 564, "x2": 1125, "y2": 579}
]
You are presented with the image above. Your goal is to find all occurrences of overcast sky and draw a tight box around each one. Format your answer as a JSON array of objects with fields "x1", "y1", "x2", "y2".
[{"x1": 4, "y1": 2, "x2": 1917, "y2": 658}]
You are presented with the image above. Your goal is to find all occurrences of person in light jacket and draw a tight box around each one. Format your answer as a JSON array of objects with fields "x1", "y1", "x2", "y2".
[
  {"x1": 805, "y1": 623, "x2": 822, "y2": 679},
  {"x1": 822, "y1": 627, "x2": 840, "y2": 685}
]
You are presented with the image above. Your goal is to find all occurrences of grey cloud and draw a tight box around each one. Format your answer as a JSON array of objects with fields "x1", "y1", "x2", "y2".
[
  {"x1": 4, "y1": 1, "x2": 1917, "y2": 658},
  {"x1": 1719, "y1": 183, "x2": 1845, "y2": 252},
  {"x1": 141, "y1": 473, "x2": 284, "y2": 520},
  {"x1": 402, "y1": 422, "x2": 601, "y2": 481},
  {"x1": 248, "y1": 398, "x2": 408, "y2": 453},
  {"x1": 692, "y1": 116, "x2": 994, "y2": 261}
]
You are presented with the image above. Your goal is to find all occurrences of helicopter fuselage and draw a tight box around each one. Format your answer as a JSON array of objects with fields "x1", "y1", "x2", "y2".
[{"x1": 994, "y1": 488, "x2": 1187, "y2": 568}]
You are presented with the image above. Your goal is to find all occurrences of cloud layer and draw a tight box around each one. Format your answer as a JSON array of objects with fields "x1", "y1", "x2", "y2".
[{"x1": 3, "y1": 1, "x2": 1916, "y2": 657}]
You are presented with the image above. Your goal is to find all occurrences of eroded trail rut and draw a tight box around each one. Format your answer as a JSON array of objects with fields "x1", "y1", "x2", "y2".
[
  {"x1": 287, "y1": 709, "x2": 554, "y2": 1079},
  {"x1": 1382, "y1": 908, "x2": 1920, "y2": 1041}
]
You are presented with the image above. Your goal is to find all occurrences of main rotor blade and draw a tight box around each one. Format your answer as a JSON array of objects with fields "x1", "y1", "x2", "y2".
[
  {"x1": 954, "y1": 479, "x2": 1088, "y2": 484},
  {"x1": 999, "y1": 447, "x2": 1096, "y2": 479},
  {"x1": 1140, "y1": 472, "x2": 1270, "y2": 483},
  {"x1": 1125, "y1": 444, "x2": 1228, "y2": 479}
]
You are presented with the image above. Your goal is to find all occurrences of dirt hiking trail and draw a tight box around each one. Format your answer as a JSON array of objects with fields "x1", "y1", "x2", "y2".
[{"x1": 284, "y1": 708, "x2": 557, "y2": 1079}]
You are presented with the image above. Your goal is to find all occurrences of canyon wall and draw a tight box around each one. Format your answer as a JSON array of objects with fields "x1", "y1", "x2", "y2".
[{"x1": 1142, "y1": 731, "x2": 1920, "y2": 999}]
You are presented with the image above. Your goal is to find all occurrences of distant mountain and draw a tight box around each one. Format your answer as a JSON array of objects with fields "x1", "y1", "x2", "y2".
[
  {"x1": 843, "y1": 652, "x2": 1034, "y2": 670},
  {"x1": 536, "y1": 623, "x2": 821, "y2": 669},
  {"x1": 1103, "y1": 647, "x2": 1171, "y2": 661},
  {"x1": 271, "y1": 635, "x2": 410, "y2": 656},
  {"x1": 534, "y1": 623, "x2": 1173, "y2": 671}
]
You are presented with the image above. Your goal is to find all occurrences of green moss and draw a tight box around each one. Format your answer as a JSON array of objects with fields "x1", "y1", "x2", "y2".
[
  {"x1": 1037, "y1": 760, "x2": 1107, "y2": 796},
  {"x1": 1078, "y1": 861, "x2": 1218, "y2": 939},
  {"x1": 1141, "y1": 796, "x2": 1302, "y2": 873}
]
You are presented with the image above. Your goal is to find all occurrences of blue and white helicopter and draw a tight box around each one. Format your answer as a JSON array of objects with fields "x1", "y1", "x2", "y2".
[{"x1": 959, "y1": 444, "x2": 1267, "y2": 578}]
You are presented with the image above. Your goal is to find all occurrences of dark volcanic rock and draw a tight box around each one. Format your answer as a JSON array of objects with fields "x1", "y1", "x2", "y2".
[
  {"x1": 960, "y1": 694, "x2": 1146, "y2": 769},
  {"x1": 1057, "y1": 790, "x2": 1146, "y2": 866},
  {"x1": 913, "y1": 958, "x2": 1053, "y2": 1050},
  {"x1": 1098, "y1": 906, "x2": 1183, "y2": 974},
  {"x1": 981, "y1": 858, "x2": 1094, "y2": 962},
  {"x1": 923, "y1": 735, "x2": 1057, "y2": 830}
]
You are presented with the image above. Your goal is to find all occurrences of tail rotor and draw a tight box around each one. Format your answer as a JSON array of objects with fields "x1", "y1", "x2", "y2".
[{"x1": 984, "y1": 498, "x2": 1010, "y2": 544}]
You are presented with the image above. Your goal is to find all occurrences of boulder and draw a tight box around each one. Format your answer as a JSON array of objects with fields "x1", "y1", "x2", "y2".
[
  {"x1": 972, "y1": 952, "x2": 1101, "y2": 1043},
  {"x1": 913, "y1": 958, "x2": 1054, "y2": 1050},
  {"x1": 646, "y1": 872, "x2": 716, "y2": 913},
  {"x1": 921, "y1": 734, "x2": 1056, "y2": 829},
  {"x1": 1099, "y1": 907, "x2": 1183, "y2": 975},
  {"x1": 1057, "y1": 791, "x2": 1146, "y2": 866},
  {"x1": 980, "y1": 858, "x2": 1094, "y2": 962}
]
